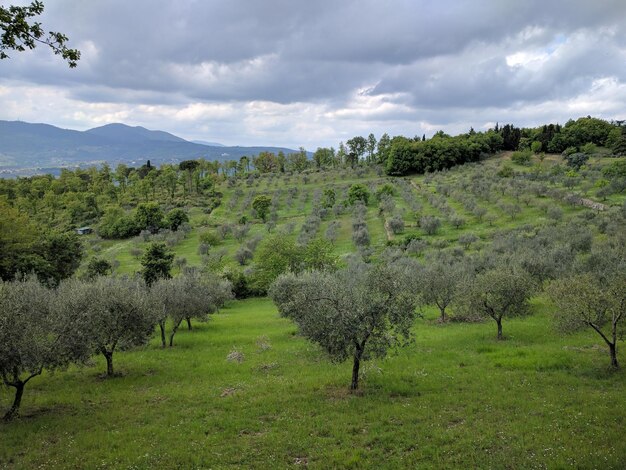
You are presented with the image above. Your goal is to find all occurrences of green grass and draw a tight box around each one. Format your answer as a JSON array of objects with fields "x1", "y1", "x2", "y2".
[
  {"x1": 1, "y1": 297, "x2": 625, "y2": 468},
  {"x1": 44, "y1": 155, "x2": 625, "y2": 467},
  {"x1": 77, "y1": 154, "x2": 625, "y2": 277}
]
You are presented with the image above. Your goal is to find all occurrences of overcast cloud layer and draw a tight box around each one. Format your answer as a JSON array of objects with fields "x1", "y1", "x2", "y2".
[{"x1": 1, "y1": 0, "x2": 625, "y2": 149}]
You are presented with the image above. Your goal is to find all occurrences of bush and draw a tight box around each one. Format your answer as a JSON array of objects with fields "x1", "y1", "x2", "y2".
[
  {"x1": 511, "y1": 150, "x2": 532, "y2": 165},
  {"x1": 420, "y1": 216, "x2": 441, "y2": 235},
  {"x1": 564, "y1": 153, "x2": 589, "y2": 170},
  {"x1": 497, "y1": 165, "x2": 514, "y2": 178},
  {"x1": 581, "y1": 142, "x2": 597, "y2": 155},
  {"x1": 530, "y1": 141, "x2": 542, "y2": 154},
  {"x1": 547, "y1": 206, "x2": 563, "y2": 222},
  {"x1": 199, "y1": 231, "x2": 221, "y2": 247},
  {"x1": 375, "y1": 183, "x2": 396, "y2": 200},
  {"x1": 387, "y1": 215, "x2": 405, "y2": 234},
  {"x1": 352, "y1": 227, "x2": 370, "y2": 247},
  {"x1": 562, "y1": 146, "x2": 578, "y2": 156},
  {"x1": 347, "y1": 184, "x2": 370, "y2": 205},
  {"x1": 165, "y1": 208, "x2": 189, "y2": 231}
]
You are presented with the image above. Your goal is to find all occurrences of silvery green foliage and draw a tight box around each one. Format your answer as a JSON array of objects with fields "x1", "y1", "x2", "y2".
[
  {"x1": 325, "y1": 220, "x2": 341, "y2": 244},
  {"x1": 419, "y1": 253, "x2": 469, "y2": 322},
  {"x1": 153, "y1": 270, "x2": 233, "y2": 347},
  {"x1": 56, "y1": 276, "x2": 155, "y2": 376},
  {"x1": 270, "y1": 259, "x2": 419, "y2": 389},
  {"x1": 551, "y1": 245, "x2": 626, "y2": 368},
  {"x1": 458, "y1": 233, "x2": 479, "y2": 250},
  {"x1": 387, "y1": 215, "x2": 405, "y2": 234},
  {"x1": 235, "y1": 246, "x2": 254, "y2": 266},
  {"x1": 0, "y1": 277, "x2": 83, "y2": 419},
  {"x1": 459, "y1": 266, "x2": 535, "y2": 339},
  {"x1": 420, "y1": 216, "x2": 441, "y2": 235}
]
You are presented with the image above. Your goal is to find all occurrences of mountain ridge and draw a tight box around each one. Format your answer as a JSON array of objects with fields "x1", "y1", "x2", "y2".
[{"x1": 0, "y1": 120, "x2": 302, "y2": 175}]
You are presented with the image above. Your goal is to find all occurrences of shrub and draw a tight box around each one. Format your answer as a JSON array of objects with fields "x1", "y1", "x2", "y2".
[
  {"x1": 387, "y1": 215, "x2": 405, "y2": 234},
  {"x1": 199, "y1": 231, "x2": 221, "y2": 247},
  {"x1": 420, "y1": 215, "x2": 441, "y2": 235},
  {"x1": 375, "y1": 183, "x2": 396, "y2": 200},
  {"x1": 352, "y1": 227, "x2": 370, "y2": 247},
  {"x1": 564, "y1": 153, "x2": 589, "y2": 170},
  {"x1": 347, "y1": 184, "x2": 370, "y2": 205},
  {"x1": 497, "y1": 165, "x2": 514, "y2": 178},
  {"x1": 547, "y1": 206, "x2": 563, "y2": 222},
  {"x1": 511, "y1": 150, "x2": 532, "y2": 165}
]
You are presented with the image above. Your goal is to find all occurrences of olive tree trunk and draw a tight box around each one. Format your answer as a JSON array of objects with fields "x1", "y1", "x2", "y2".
[
  {"x1": 3, "y1": 381, "x2": 24, "y2": 421},
  {"x1": 609, "y1": 343, "x2": 619, "y2": 370},
  {"x1": 350, "y1": 355, "x2": 361, "y2": 390},
  {"x1": 169, "y1": 320, "x2": 183, "y2": 347},
  {"x1": 103, "y1": 350, "x2": 114, "y2": 376},
  {"x1": 159, "y1": 321, "x2": 167, "y2": 348}
]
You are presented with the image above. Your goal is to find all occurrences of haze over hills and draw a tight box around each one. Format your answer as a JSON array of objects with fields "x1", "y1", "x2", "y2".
[{"x1": 0, "y1": 120, "x2": 302, "y2": 176}]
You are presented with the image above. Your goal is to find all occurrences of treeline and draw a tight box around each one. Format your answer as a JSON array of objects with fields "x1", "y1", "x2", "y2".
[
  {"x1": 379, "y1": 117, "x2": 626, "y2": 176},
  {"x1": 498, "y1": 117, "x2": 626, "y2": 154},
  {"x1": 235, "y1": 116, "x2": 626, "y2": 177}
]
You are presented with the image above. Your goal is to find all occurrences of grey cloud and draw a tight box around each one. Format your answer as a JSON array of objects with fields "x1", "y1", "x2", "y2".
[{"x1": 0, "y1": 0, "x2": 625, "y2": 147}]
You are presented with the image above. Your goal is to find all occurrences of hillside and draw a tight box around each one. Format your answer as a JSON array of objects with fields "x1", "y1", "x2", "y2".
[
  {"x1": 86, "y1": 153, "x2": 624, "y2": 278},
  {"x1": 0, "y1": 120, "x2": 302, "y2": 175},
  {"x1": 1, "y1": 151, "x2": 625, "y2": 468}
]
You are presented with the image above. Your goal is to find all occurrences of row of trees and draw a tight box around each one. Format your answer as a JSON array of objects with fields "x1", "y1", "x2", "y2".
[
  {"x1": 270, "y1": 228, "x2": 626, "y2": 389},
  {"x1": 0, "y1": 268, "x2": 232, "y2": 420}
]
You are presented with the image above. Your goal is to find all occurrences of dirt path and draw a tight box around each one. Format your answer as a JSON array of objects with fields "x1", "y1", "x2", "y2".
[{"x1": 383, "y1": 218, "x2": 393, "y2": 242}]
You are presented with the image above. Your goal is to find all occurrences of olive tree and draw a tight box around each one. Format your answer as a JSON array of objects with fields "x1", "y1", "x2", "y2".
[
  {"x1": 420, "y1": 216, "x2": 441, "y2": 235},
  {"x1": 461, "y1": 267, "x2": 535, "y2": 339},
  {"x1": 548, "y1": 273, "x2": 625, "y2": 369},
  {"x1": 0, "y1": 277, "x2": 82, "y2": 420},
  {"x1": 57, "y1": 277, "x2": 155, "y2": 376},
  {"x1": 420, "y1": 256, "x2": 468, "y2": 322},
  {"x1": 270, "y1": 259, "x2": 419, "y2": 390},
  {"x1": 153, "y1": 270, "x2": 233, "y2": 347}
]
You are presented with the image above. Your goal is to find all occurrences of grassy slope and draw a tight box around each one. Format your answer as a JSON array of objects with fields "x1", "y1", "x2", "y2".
[
  {"x1": 83, "y1": 153, "x2": 625, "y2": 275},
  {"x1": 1, "y1": 298, "x2": 625, "y2": 468},
  {"x1": 2, "y1": 154, "x2": 625, "y2": 468}
]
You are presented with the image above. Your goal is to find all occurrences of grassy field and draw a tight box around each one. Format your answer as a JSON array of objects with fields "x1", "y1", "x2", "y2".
[
  {"x1": 1, "y1": 297, "x2": 625, "y2": 468},
  {"x1": 2, "y1": 153, "x2": 624, "y2": 468}
]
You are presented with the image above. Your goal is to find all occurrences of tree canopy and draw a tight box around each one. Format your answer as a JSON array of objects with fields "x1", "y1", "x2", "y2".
[{"x1": 271, "y1": 259, "x2": 419, "y2": 390}]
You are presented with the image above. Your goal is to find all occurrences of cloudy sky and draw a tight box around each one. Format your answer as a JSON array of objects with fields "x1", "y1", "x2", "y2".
[{"x1": 1, "y1": 0, "x2": 625, "y2": 149}]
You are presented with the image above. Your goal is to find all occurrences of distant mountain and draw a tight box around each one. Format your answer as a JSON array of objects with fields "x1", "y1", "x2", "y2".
[
  {"x1": 191, "y1": 139, "x2": 225, "y2": 147},
  {"x1": 86, "y1": 123, "x2": 188, "y2": 144},
  {"x1": 0, "y1": 120, "x2": 302, "y2": 176}
]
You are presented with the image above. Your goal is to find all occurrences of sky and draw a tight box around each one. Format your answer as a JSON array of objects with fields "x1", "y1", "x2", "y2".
[{"x1": 1, "y1": 0, "x2": 625, "y2": 149}]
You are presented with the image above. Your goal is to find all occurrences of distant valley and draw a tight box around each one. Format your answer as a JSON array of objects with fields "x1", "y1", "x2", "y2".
[{"x1": 0, "y1": 120, "x2": 301, "y2": 177}]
